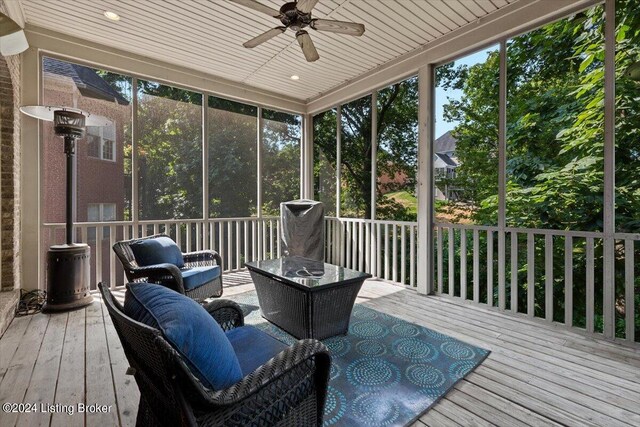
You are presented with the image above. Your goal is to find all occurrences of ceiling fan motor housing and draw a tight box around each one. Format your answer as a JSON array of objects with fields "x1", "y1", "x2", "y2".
[{"x1": 280, "y1": 1, "x2": 312, "y2": 32}]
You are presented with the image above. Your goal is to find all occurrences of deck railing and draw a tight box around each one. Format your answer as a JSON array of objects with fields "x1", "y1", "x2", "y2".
[
  {"x1": 324, "y1": 217, "x2": 419, "y2": 287},
  {"x1": 42, "y1": 217, "x2": 282, "y2": 289},
  {"x1": 41, "y1": 217, "x2": 638, "y2": 343},
  {"x1": 433, "y1": 222, "x2": 639, "y2": 343}
]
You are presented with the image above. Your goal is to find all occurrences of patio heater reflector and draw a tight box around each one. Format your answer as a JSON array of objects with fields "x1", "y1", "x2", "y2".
[
  {"x1": 20, "y1": 106, "x2": 111, "y2": 312},
  {"x1": 280, "y1": 199, "x2": 325, "y2": 261}
]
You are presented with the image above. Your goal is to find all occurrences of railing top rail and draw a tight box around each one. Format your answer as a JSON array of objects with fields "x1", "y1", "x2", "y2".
[
  {"x1": 42, "y1": 217, "x2": 281, "y2": 228},
  {"x1": 325, "y1": 217, "x2": 418, "y2": 226},
  {"x1": 433, "y1": 222, "x2": 640, "y2": 240}
]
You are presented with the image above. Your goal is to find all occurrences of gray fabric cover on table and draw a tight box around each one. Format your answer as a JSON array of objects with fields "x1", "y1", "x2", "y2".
[{"x1": 280, "y1": 199, "x2": 325, "y2": 261}]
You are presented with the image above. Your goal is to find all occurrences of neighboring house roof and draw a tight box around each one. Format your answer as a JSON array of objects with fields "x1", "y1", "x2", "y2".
[
  {"x1": 43, "y1": 57, "x2": 130, "y2": 105},
  {"x1": 434, "y1": 131, "x2": 457, "y2": 154},
  {"x1": 435, "y1": 152, "x2": 458, "y2": 167}
]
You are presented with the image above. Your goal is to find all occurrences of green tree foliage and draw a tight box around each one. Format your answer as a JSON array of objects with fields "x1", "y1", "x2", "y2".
[
  {"x1": 208, "y1": 98, "x2": 258, "y2": 218},
  {"x1": 437, "y1": 1, "x2": 639, "y2": 336},
  {"x1": 313, "y1": 80, "x2": 419, "y2": 220},
  {"x1": 262, "y1": 110, "x2": 302, "y2": 216},
  {"x1": 137, "y1": 81, "x2": 203, "y2": 220}
]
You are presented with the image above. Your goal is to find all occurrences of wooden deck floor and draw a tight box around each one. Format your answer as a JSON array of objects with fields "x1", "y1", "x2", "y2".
[{"x1": 1, "y1": 271, "x2": 639, "y2": 427}]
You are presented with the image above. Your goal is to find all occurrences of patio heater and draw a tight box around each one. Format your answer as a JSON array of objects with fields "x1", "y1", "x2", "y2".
[{"x1": 20, "y1": 106, "x2": 110, "y2": 312}]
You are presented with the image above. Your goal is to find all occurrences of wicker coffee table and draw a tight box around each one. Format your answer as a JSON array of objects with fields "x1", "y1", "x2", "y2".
[{"x1": 245, "y1": 256, "x2": 371, "y2": 340}]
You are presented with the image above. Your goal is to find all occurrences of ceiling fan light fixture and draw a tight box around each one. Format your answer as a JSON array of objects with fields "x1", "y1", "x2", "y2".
[
  {"x1": 230, "y1": 0, "x2": 365, "y2": 62},
  {"x1": 104, "y1": 11, "x2": 121, "y2": 21}
]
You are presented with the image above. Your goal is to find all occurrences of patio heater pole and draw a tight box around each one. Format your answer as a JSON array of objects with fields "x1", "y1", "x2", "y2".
[
  {"x1": 20, "y1": 106, "x2": 110, "y2": 312},
  {"x1": 64, "y1": 135, "x2": 76, "y2": 245}
]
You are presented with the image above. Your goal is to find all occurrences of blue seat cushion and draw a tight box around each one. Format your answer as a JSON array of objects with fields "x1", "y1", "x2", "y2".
[
  {"x1": 124, "y1": 283, "x2": 242, "y2": 390},
  {"x1": 181, "y1": 266, "x2": 221, "y2": 291},
  {"x1": 130, "y1": 236, "x2": 185, "y2": 268},
  {"x1": 226, "y1": 326, "x2": 288, "y2": 376}
]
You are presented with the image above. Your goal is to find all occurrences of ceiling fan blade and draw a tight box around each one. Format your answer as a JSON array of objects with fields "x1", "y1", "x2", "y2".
[
  {"x1": 243, "y1": 27, "x2": 286, "y2": 48},
  {"x1": 310, "y1": 19, "x2": 365, "y2": 36},
  {"x1": 296, "y1": 31, "x2": 319, "y2": 62},
  {"x1": 228, "y1": 0, "x2": 281, "y2": 18},
  {"x1": 296, "y1": 0, "x2": 319, "y2": 14}
]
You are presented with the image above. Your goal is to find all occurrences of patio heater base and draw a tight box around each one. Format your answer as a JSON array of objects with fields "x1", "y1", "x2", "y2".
[{"x1": 43, "y1": 244, "x2": 93, "y2": 312}]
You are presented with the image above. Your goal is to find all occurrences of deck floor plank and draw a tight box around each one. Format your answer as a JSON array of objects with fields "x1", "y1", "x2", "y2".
[
  {"x1": 16, "y1": 313, "x2": 68, "y2": 427},
  {"x1": 0, "y1": 316, "x2": 32, "y2": 382},
  {"x1": 0, "y1": 273, "x2": 638, "y2": 427},
  {"x1": 85, "y1": 301, "x2": 119, "y2": 426},
  {"x1": 99, "y1": 288, "x2": 139, "y2": 427},
  {"x1": 379, "y1": 290, "x2": 640, "y2": 391},
  {"x1": 0, "y1": 314, "x2": 49, "y2": 427},
  {"x1": 50, "y1": 308, "x2": 85, "y2": 427}
]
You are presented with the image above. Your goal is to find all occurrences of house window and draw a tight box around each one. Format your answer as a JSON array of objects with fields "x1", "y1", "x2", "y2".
[
  {"x1": 87, "y1": 203, "x2": 117, "y2": 240},
  {"x1": 86, "y1": 125, "x2": 116, "y2": 161}
]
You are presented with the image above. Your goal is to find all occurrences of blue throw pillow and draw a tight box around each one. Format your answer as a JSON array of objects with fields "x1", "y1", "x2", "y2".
[
  {"x1": 124, "y1": 283, "x2": 242, "y2": 390},
  {"x1": 130, "y1": 236, "x2": 185, "y2": 268}
]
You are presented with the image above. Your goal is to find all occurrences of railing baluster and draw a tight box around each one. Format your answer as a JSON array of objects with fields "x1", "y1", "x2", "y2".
[
  {"x1": 527, "y1": 232, "x2": 535, "y2": 317},
  {"x1": 448, "y1": 227, "x2": 454, "y2": 297},
  {"x1": 365, "y1": 222, "x2": 371, "y2": 274},
  {"x1": 186, "y1": 222, "x2": 192, "y2": 253},
  {"x1": 437, "y1": 226, "x2": 443, "y2": 294},
  {"x1": 586, "y1": 237, "x2": 595, "y2": 333},
  {"x1": 346, "y1": 222, "x2": 352, "y2": 269},
  {"x1": 225, "y1": 219, "x2": 233, "y2": 271},
  {"x1": 268, "y1": 219, "x2": 274, "y2": 259},
  {"x1": 545, "y1": 234, "x2": 553, "y2": 322},
  {"x1": 243, "y1": 220, "x2": 249, "y2": 266},
  {"x1": 236, "y1": 221, "x2": 241, "y2": 271},
  {"x1": 109, "y1": 225, "x2": 116, "y2": 287},
  {"x1": 625, "y1": 239, "x2": 635, "y2": 342},
  {"x1": 218, "y1": 222, "x2": 225, "y2": 270},
  {"x1": 358, "y1": 222, "x2": 364, "y2": 272},
  {"x1": 473, "y1": 228, "x2": 479, "y2": 302},
  {"x1": 376, "y1": 223, "x2": 382, "y2": 278},
  {"x1": 487, "y1": 230, "x2": 493, "y2": 306},
  {"x1": 123, "y1": 225, "x2": 130, "y2": 285},
  {"x1": 410, "y1": 225, "x2": 416, "y2": 287},
  {"x1": 511, "y1": 232, "x2": 518, "y2": 313},
  {"x1": 251, "y1": 220, "x2": 256, "y2": 262},
  {"x1": 352, "y1": 221, "x2": 358, "y2": 269},
  {"x1": 392, "y1": 224, "x2": 398, "y2": 283},
  {"x1": 262, "y1": 219, "x2": 267, "y2": 260},
  {"x1": 96, "y1": 226, "x2": 103, "y2": 288},
  {"x1": 196, "y1": 222, "x2": 202, "y2": 251},
  {"x1": 384, "y1": 224, "x2": 390, "y2": 281},
  {"x1": 460, "y1": 229, "x2": 467, "y2": 300},
  {"x1": 276, "y1": 219, "x2": 281, "y2": 258},
  {"x1": 401, "y1": 225, "x2": 406, "y2": 285},
  {"x1": 565, "y1": 235, "x2": 573, "y2": 327}
]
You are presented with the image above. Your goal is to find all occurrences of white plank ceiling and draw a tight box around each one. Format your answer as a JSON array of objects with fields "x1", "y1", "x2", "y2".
[{"x1": 19, "y1": 0, "x2": 518, "y2": 102}]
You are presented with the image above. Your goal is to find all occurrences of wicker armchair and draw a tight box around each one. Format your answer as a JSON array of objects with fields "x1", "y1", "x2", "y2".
[
  {"x1": 113, "y1": 234, "x2": 223, "y2": 301},
  {"x1": 99, "y1": 283, "x2": 331, "y2": 427}
]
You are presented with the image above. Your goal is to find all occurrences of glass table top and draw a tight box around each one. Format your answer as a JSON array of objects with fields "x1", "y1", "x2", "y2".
[{"x1": 245, "y1": 256, "x2": 371, "y2": 289}]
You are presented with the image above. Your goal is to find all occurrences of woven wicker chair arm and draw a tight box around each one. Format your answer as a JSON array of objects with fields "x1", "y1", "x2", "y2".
[
  {"x1": 203, "y1": 300, "x2": 244, "y2": 331},
  {"x1": 205, "y1": 339, "x2": 330, "y2": 405},
  {"x1": 183, "y1": 250, "x2": 221, "y2": 267},
  {"x1": 133, "y1": 264, "x2": 186, "y2": 294}
]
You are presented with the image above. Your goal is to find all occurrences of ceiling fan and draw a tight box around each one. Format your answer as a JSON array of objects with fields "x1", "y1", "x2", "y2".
[{"x1": 229, "y1": 0, "x2": 365, "y2": 62}]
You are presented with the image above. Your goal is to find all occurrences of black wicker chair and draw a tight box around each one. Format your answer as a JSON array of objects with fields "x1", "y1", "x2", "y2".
[
  {"x1": 99, "y1": 283, "x2": 331, "y2": 426},
  {"x1": 113, "y1": 234, "x2": 223, "y2": 301}
]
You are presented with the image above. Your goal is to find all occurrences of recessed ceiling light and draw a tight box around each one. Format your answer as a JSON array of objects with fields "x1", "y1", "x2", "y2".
[
  {"x1": 104, "y1": 11, "x2": 120, "y2": 21},
  {"x1": 290, "y1": 75, "x2": 300, "y2": 80}
]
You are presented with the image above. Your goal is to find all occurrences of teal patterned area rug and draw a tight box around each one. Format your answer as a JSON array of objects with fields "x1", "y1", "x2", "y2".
[{"x1": 229, "y1": 291, "x2": 490, "y2": 427}]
